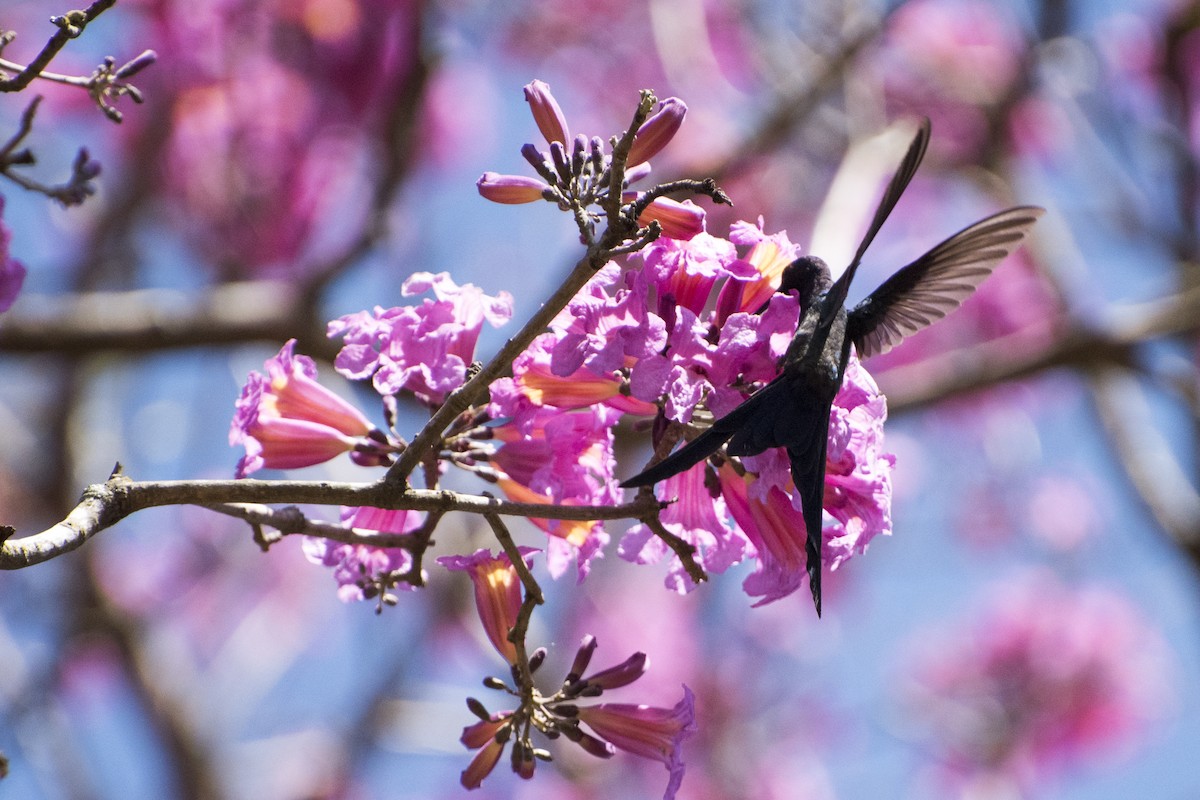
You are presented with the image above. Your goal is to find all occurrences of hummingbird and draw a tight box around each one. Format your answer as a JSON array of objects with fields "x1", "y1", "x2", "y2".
[{"x1": 620, "y1": 118, "x2": 1044, "y2": 616}]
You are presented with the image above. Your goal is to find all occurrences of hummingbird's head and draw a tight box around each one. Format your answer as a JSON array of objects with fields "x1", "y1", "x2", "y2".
[{"x1": 777, "y1": 255, "x2": 832, "y2": 309}]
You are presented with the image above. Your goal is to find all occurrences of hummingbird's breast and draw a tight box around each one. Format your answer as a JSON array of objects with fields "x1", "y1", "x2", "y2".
[{"x1": 781, "y1": 303, "x2": 846, "y2": 400}]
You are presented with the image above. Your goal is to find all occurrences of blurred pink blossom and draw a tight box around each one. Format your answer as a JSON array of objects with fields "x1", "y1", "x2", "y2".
[
  {"x1": 900, "y1": 572, "x2": 1172, "y2": 792},
  {"x1": 0, "y1": 198, "x2": 25, "y2": 312},
  {"x1": 877, "y1": 0, "x2": 1027, "y2": 159}
]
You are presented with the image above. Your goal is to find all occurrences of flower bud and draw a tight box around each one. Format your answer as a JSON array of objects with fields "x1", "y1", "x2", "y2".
[
  {"x1": 626, "y1": 97, "x2": 686, "y2": 167},
  {"x1": 524, "y1": 79, "x2": 570, "y2": 146},
  {"x1": 477, "y1": 172, "x2": 550, "y2": 204}
]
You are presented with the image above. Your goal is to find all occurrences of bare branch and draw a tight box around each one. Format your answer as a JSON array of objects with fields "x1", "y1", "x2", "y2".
[
  {"x1": 0, "y1": 472, "x2": 664, "y2": 569},
  {"x1": 1089, "y1": 367, "x2": 1200, "y2": 560},
  {"x1": 0, "y1": 96, "x2": 102, "y2": 204},
  {"x1": 0, "y1": 281, "x2": 329, "y2": 356},
  {"x1": 0, "y1": 0, "x2": 118, "y2": 93}
]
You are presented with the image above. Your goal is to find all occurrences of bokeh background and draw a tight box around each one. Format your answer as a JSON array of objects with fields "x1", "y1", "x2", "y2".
[{"x1": 1, "y1": 0, "x2": 1198, "y2": 797}]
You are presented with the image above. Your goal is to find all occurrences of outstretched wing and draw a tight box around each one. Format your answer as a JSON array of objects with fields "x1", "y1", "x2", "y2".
[
  {"x1": 619, "y1": 382, "x2": 781, "y2": 489},
  {"x1": 848, "y1": 117, "x2": 932, "y2": 271},
  {"x1": 846, "y1": 206, "x2": 1044, "y2": 360},
  {"x1": 823, "y1": 118, "x2": 932, "y2": 317}
]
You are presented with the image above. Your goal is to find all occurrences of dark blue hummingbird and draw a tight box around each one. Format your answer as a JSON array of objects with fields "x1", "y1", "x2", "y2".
[{"x1": 620, "y1": 118, "x2": 1044, "y2": 616}]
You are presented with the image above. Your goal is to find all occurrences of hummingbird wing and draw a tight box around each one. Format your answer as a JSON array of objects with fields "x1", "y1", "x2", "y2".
[
  {"x1": 848, "y1": 117, "x2": 931, "y2": 272},
  {"x1": 846, "y1": 206, "x2": 1044, "y2": 360},
  {"x1": 724, "y1": 373, "x2": 826, "y2": 457},
  {"x1": 618, "y1": 383, "x2": 782, "y2": 488},
  {"x1": 821, "y1": 118, "x2": 931, "y2": 321}
]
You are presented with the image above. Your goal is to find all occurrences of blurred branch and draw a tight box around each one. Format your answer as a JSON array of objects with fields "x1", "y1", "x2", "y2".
[
  {"x1": 1089, "y1": 367, "x2": 1200, "y2": 563},
  {"x1": 884, "y1": 283, "x2": 1200, "y2": 413},
  {"x1": 0, "y1": 96, "x2": 101, "y2": 205},
  {"x1": 71, "y1": 557, "x2": 227, "y2": 800},
  {"x1": 0, "y1": 281, "x2": 335, "y2": 357},
  {"x1": 704, "y1": 19, "x2": 882, "y2": 182},
  {"x1": 0, "y1": 469, "x2": 665, "y2": 569}
]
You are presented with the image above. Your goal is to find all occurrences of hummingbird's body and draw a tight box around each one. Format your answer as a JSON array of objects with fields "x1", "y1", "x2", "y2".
[{"x1": 620, "y1": 119, "x2": 1044, "y2": 616}]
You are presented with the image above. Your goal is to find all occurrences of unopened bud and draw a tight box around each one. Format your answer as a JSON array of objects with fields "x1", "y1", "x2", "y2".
[
  {"x1": 477, "y1": 172, "x2": 549, "y2": 204},
  {"x1": 627, "y1": 97, "x2": 687, "y2": 167},
  {"x1": 524, "y1": 79, "x2": 570, "y2": 146}
]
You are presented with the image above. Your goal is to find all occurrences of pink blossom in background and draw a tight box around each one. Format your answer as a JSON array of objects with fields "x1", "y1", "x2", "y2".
[
  {"x1": 899, "y1": 572, "x2": 1172, "y2": 792},
  {"x1": 133, "y1": 0, "x2": 421, "y2": 276},
  {"x1": 876, "y1": 0, "x2": 1027, "y2": 160},
  {"x1": 0, "y1": 198, "x2": 25, "y2": 312}
]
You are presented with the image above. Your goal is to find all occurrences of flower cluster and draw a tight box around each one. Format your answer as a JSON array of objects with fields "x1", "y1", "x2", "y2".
[
  {"x1": 440, "y1": 551, "x2": 694, "y2": 798},
  {"x1": 484, "y1": 210, "x2": 894, "y2": 602},
  {"x1": 478, "y1": 80, "x2": 705, "y2": 242},
  {"x1": 302, "y1": 506, "x2": 425, "y2": 606},
  {"x1": 460, "y1": 626, "x2": 695, "y2": 800},
  {"x1": 223, "y1": 80, "x2": 900, "y2": 798}
]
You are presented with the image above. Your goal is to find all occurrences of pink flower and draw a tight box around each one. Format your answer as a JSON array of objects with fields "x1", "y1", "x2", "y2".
[
  {"x1": 636, "y1": 197, "x2": 706, "y2": 240},
  {"x1": 490, "y1": 406, "x2": 621, "y2": 580},
  {"x1": 329, "y1": 272, "x2": 513, "y2": 403},
  {"x1": 550, "y1": 263, "x2": 667, "y2": 378},
  {"x1": 576, "y1": 685, "x2": 697, "y2": 800},
  {"x1": 438, "y1": 548, "x2": 537, "y2": 664},
  {"x1": 230, "y1": 340, "x2": 376, "y2": 477},
  {"x1": 460, "y1": 714, "x2": 509, "y2": 789},
  {"x1": 717, "y1": 217, "x2": 802, "y2": 318},
  {"x1": 302, "y1": 507, "x2": 423, "y2": 602},
  {"x1": 639, "y1": 231, "x2": 754, "y2": 316},
  {"x1": 619, "y1": 462, "x2": 748, "y2": 593},
  {"x1": 719, "y1": 464, "x2": 811, "y2": 605},
  {"x1": 818, "y1": 355, "x2": 895, "y2": 570}
]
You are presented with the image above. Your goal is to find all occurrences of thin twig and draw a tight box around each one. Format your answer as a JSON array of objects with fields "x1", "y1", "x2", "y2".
[{"x1": 0, "y1": 0, "x2": 117, "y2": 93}]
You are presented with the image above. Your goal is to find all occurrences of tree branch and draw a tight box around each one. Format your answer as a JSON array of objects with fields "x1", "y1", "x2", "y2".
[
  {"x1": 0, "y1": 471, "x2": 665, "y2": 569},
  {"x1": 0, "y1": 0, "x2": 117, "y2": 93}
]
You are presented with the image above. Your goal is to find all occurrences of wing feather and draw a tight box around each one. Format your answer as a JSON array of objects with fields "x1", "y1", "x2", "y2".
[{"x1": 847, "y1": 206, "x2": 1044, "y2": 359}]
